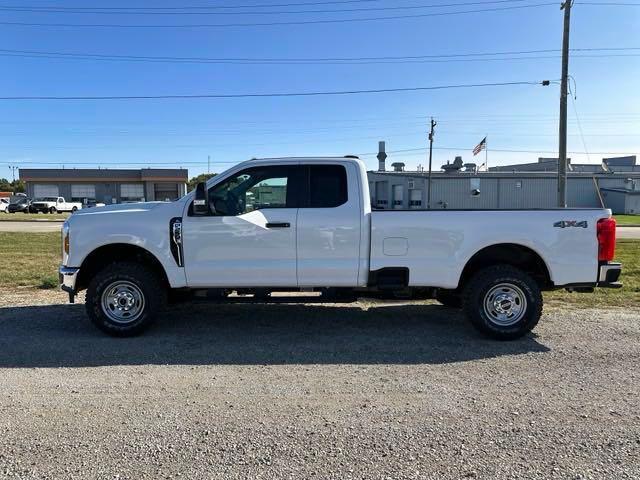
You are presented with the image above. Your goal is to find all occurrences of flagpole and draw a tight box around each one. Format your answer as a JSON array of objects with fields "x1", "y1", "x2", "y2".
[{"x1": 485, "y1": 134, "x2": 488, "y2": 171}]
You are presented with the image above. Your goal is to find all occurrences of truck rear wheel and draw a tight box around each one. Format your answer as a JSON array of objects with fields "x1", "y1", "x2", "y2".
[
  {"x1": 86, "y1": 261, "x2": 166, "y2": 337},
  {"x1": 462, "y1": 265, "x2": 542, "y2": 340}
]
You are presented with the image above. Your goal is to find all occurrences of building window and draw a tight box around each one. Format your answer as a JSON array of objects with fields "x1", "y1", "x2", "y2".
[
  {"x1": 516, "y1": 181, "x2": 523, "y2": 188},
  {"x1": 120, "y1": 184, "x2": 145, "y2": 203},
  {"x1": 71, "y1": 184, "x2": 96, "y2": 203}
]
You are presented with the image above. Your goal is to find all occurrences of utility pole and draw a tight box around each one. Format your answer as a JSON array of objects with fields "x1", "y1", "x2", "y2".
[
  {"x1": 207, "y1": 155, "x2": 211, "y2": 175},
  {"x1": 558, "y1": 0, "x2": 572, "y2": 207},
  {"x1": 8, "y1": 165, "x2": 18, "y2": 183},
  {"x1": 427, "y1": 118, "x2": 436, "y2": 210}
]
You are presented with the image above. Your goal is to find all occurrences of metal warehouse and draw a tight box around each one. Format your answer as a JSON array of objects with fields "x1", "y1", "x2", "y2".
[
  {"x1": 19, "y1": 168, "x2": 188, "y2": 205},
  {"x1": 368, "y1": 152, "x2": 640, "y2": 214}
]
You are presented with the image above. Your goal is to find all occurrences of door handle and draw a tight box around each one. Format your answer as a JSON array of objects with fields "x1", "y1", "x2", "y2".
[{"x1": 266, "y1": 222, "x2": 290, "y2": 228}]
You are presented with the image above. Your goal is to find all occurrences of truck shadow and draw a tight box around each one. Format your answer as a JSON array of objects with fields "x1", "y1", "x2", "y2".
[{"x1": 0, "y1": 302, "x2": 550, "y2": 368}]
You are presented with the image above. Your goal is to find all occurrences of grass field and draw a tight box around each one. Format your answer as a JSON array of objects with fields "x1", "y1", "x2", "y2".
[
  {"x1": 0, "y1": 232, "x2": 61, "y2": 289},
  {"x1": 0, "y1": 212, "x2": 69, "y2": 221},
  {"x1": 1, "y1": 231, "x2": 638, "y2": 307},
  {"x1": 614, "y1": 214, "x2": 640, "y2": 226}
]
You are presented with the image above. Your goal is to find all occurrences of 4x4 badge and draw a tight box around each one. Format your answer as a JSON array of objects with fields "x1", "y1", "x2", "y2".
[{"x1": 554, "y1": 220, "x2": 588, "y2": 228}]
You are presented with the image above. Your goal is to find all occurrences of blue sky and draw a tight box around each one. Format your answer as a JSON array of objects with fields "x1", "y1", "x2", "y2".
[{"x1": 0, "y1": 0, "x2": 638, "y2": 181}]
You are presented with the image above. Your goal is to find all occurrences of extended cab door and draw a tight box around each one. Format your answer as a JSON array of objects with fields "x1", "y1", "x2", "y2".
[
  {"x1": 182, "y1": 165, "x2": 302, "y2": 288},
  {"x1": 296, "y1": 163, "x2": 362, "y2": 287}
]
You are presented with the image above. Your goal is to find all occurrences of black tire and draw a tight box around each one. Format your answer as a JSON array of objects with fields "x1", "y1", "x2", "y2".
[
  {"x1": 462, "y1": 265, "x2": 542, "y2": 340},
  {"x1": 49, "y1": 207, "x2": 57, "y2": 214},
  {"x1": 71, "y1": 206, "x2": 78, "y2": 213},
  {"x1": 85, "y1": 261, "x2": 166, "y2": 337},
  {"x1": 435, "y1": 289, "x2": 462, "y2": 309}
]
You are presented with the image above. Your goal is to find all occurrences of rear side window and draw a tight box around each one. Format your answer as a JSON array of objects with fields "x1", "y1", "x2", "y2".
[{"x1": 308, "y1": 165, "x2": 348, "y2": 208}]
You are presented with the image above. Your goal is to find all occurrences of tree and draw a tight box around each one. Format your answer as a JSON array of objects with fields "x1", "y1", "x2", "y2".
[
  {"x1": 0, "y1": 178, "x2": 11, "y2": 192},
  {"x1": 0, "y1": 179, "x2": 26, "y2": 194},
  {"x1": 187, "y1": 173, "x2": 216, "y2": 192},
  {"x1": 12, "y1": 180, "x2": 25, "y2": 193}
]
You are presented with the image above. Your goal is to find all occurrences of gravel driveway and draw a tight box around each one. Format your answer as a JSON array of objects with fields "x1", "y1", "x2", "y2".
[{"x1": 0, "y1": 290, "x2": 638, "y2": 479}]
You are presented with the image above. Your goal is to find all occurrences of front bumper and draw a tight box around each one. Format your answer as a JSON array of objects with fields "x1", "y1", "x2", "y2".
[
  {"x1": 59, "y1": 266, "x2": 80, "y2": 302},
  {"x1": 598, "y1": 262, "x2": 622, "y2": 289}
]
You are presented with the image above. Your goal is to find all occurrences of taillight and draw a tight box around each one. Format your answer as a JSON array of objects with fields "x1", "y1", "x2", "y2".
[{"x1": 597, "y1": 218, "x2": 616, "y2": 262}]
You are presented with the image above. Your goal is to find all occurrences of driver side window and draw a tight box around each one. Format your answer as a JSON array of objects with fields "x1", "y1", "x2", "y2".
[{"x1": 208, "y1": 166, "x2": 297, "y2": 216}]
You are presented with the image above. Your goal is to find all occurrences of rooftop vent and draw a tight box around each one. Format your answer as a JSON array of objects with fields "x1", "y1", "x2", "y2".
[
  {"x1": 441, "y1": 156, "x2": 464, "y2": 173},
  {"x1": 391, "y1": 162, "x2": 405, "y2": 172}
]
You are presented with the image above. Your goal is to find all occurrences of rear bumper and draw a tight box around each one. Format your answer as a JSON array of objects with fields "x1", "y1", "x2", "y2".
[{"x1": 598, "y1": 262, "x2": 622, "y2": 289}]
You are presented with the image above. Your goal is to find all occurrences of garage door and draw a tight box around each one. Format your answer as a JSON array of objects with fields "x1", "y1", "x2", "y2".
[
  {"x1": 154, "y1": 183, "x2": 179, "y2": 201},
  {"x1": 34, "y1": 184, "x2": 59, "y2": 198},
  {"x1": 71, "y1": 184, "x2": 96, "y2": 202},
  {"x1": 120, "y1": 184, "x2": 145, "y2": 202}
]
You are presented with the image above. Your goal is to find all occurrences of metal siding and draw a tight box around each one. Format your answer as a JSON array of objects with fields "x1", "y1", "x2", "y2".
[
  {"x1": 499, "y1": 178, "x2": 556, "y2": 209},
  {"x1": 600, "y1": 191, "x2": 625, "y2": 214},
  {"x1": 567, "y1": 177, "x2": 600, "y2": 208},
  {"x1": 627, "y1": 195, "x2": 640, "y2": 214}
]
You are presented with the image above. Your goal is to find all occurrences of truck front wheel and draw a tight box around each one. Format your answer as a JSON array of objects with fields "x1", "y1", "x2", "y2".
[
  {"x1": 462, "y1": 265, "x2": 542, "y2": 340},
  {"x1": 49, "y1": 207, "x2": 56, "y2": 214},
  {"x1": 86, "y1": 261, "x2": 166, "y2": 336}
]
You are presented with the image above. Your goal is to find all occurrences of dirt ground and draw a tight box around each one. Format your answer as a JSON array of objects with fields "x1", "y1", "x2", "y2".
[{"x1": 0, "y1": 290, "x2": 639, "y2": 479}]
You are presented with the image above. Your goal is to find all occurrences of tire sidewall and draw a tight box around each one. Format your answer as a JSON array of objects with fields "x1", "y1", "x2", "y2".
[
  {"x1": 86, "y1": 263, "x2": 162, "y2": 336},
  {"x1": 464, "y1": 267, "x2": 542, "y2": 339}
]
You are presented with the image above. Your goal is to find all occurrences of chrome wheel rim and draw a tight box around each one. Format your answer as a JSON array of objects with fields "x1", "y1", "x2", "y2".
[
  {"x1": 101, "y1": 280, "x2": 145, "y2": 324},
  {"x1": 483, "y1": 283, "x2": 527, "y2": 326}
]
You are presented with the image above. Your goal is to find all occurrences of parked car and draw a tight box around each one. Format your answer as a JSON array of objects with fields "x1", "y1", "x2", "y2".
[
  {"x1": 31, "y1": 196, "x2": 82, "y2": 214},
  {"x1": 7, "y1": 197, "x2": 32, "y2": 213},
  {"x1": 59, "y1": 156, "x2": 621, "y2": 339},
  {"x1": 0, "y1": 198, "x2": 9, "y2": 213}
]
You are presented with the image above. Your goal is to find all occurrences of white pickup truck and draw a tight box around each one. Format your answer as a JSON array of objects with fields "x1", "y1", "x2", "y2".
[
  {"x1": 59, "y1": 157, "x2": 621, "y2": 339},
  {"x1": 32, "y1": 196, "x2": 82, "y2": 214}
]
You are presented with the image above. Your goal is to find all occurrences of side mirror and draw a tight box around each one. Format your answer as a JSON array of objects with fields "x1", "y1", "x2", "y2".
[{"x1": 193, "y1": 182, "x2": 209, "y2": 215}]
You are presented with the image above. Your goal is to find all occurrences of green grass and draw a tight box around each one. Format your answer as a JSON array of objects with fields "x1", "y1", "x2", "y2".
[
  {"x1": 0, "y1": 232, "x2": 61, "y2": 288},
  {"x1": 0, "y1": 212, "x2": 69, "y2": 221},
  {"x1": 614, "y1": 214, "x2": 640, "y2": 226},
  {"x1": 0, "y1": 231, "x2": 638, "y2": 308}
]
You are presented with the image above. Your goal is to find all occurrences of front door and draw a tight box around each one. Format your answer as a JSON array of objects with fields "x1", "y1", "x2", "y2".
[{"x1": 182, "y1": 165, "x2": 301, "y2": 288}]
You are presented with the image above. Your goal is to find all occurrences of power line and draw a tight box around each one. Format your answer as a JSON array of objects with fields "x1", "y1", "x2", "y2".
[
  {"x1": 0, "y1": 0, "x2": 542, "y2": 15},
  {"x1": 0, "y1": 80, "x2": 546, "y2": 101},
  {"x1": 1, "y1": 47, "x2": 639, "y2": 65},
  {"x1": 0, "y1": 3, "x2": 556, "y2": 28},
  {"x1": 0, "y1": 0, "x2": 386, "y2": 11},
  {"x1": 579, "y1": 2, "x2": 640, "y2": 5},
  {"x1": 357, "y1": 146, "x2": 638, "y2": 155}
]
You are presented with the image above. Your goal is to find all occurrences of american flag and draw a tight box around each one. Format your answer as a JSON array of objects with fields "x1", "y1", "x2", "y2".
[{"x1": 473, "y1": 137, "x2": 486, "y2": 156}]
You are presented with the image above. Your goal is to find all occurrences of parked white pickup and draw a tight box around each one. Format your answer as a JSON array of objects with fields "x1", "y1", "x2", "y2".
[
  {"x1": 31, "y1": 197, "x2": 82, "y2": 214},
  {"x1": 59, "y1": 157, "x2": 622, "y2": 339}
]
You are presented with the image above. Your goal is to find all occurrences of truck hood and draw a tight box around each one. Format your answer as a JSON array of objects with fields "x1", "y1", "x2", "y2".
[{"x1": 73, "y1": 201, "x2": 167, "y2": 216}]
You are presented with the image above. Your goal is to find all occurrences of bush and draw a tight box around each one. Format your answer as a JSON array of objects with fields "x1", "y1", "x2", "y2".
[{"x1": 38, "y1": 275, "x2": 58, "y2": 290}]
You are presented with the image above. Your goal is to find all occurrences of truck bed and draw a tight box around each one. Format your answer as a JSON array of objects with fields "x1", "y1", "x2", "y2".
[{"x1": 369, "y1": 208, "x2": 611, "y2": 289}]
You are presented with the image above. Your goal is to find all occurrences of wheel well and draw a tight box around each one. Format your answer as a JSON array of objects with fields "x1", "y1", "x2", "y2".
[
  {"x1": 459, "y1": 244, "x2": 552, "y2": 290},
  {"x1": 76, "y1": 244, "x2": 169, "y2": 292}
]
